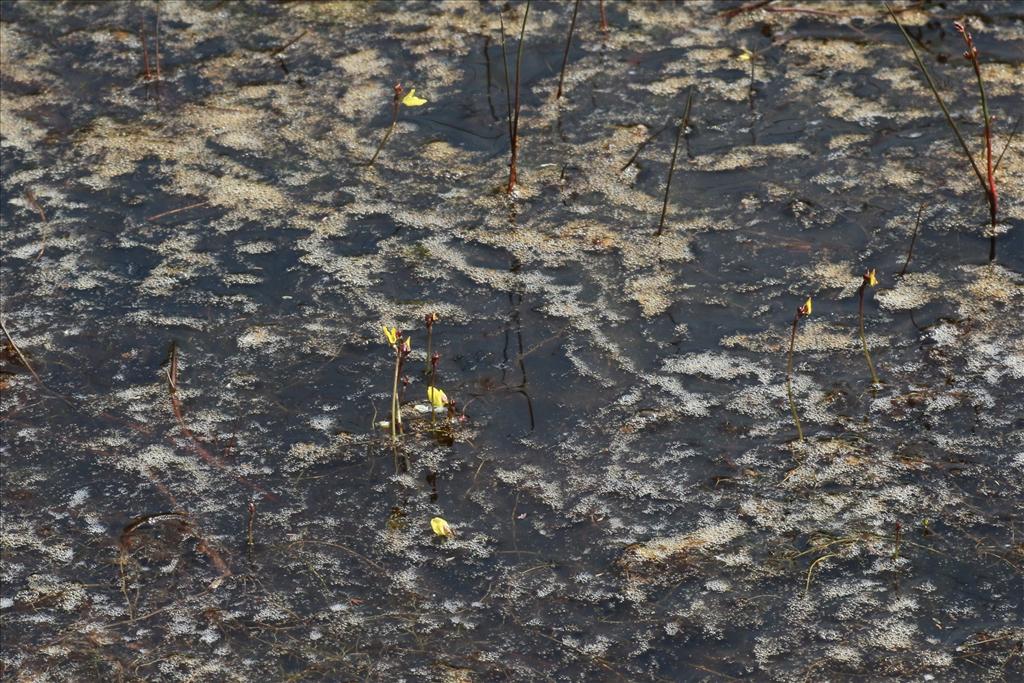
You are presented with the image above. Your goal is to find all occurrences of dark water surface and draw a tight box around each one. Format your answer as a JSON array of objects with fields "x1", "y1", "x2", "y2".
[{"x1": 2, "y1": 1, "x2": 1023, "y2": 681}]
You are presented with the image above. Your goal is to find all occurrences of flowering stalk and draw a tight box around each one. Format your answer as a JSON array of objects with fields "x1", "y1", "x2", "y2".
[
  {"x1": 368, "y1": 83, "x2": 427, "y2": 167},
  {"x1": 857, "y1": 269, "x2": 880, "y2": 386},
  {"x1": 382, "y1": 326, "x2": 410, "y2": 443},
  {"x1": 429, "y1": 352, "x2": 440, "y2": 426},
  {"x1": 786, "y1": 297, "x2": 813, "y2": 442},
  {"x1": 954, "y1": 21, "x2": 998, "y2": 262}
]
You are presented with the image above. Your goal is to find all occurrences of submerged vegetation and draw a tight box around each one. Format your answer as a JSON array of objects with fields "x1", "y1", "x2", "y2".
[{"x1": 1, "y1": 1, "x2": 1022, "y2": 681}]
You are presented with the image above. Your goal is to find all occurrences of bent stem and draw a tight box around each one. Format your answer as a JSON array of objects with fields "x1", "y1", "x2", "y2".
[
  {"x1": 786, "y1": 313, "x2": 803, "y2": 442},
  {"x1": 858, "y1": 283, "x2": 879, "y2": 386}
]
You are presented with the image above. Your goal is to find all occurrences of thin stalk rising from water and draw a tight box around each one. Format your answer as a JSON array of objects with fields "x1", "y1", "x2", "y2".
[
  {"x1": 657, "y1": 89, "x2": 694, "y2": 236},
  {"x1": 858, "y1": 269, "x2": 880, "y2": 386},
  {"x1": 899, "y1": 204, "x2": 924, "y2": 277},
  {"x1": 556, "y1": 0, "x2": 580, "y2": 99},
  {"x1": 506, "y1": 1, "x2": 531, "y2": 194},
  {"x1": 887, "y1": 5, "x2": 997, "y2": 261},
  {"x1": 786, "y1": 297, "x2": 813, "y2": 442}
]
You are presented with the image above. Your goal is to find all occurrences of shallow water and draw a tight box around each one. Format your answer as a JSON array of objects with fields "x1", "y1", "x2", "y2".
[{"x1": 2, "y1": 1, "x2": 1023, "y2": 681}]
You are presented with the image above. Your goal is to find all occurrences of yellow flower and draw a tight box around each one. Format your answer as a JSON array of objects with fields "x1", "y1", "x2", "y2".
[
  {"x1": 430, "y1": 517, "x2": 453, "y2": 538},
  {"x1": 401, "y1": 89, "x2": 427, "y2": 107},
  {"x1": 738, "y1": 48, "x2": 753, "y2": 62},
  {"x1": 866, "y1": 269, "x2": 878, "y2": 287},
  {"x1": 801, "y1": 297, "x2": 813, "y2": 316},
  {"x1": 427, "y1": 386, "x2": 448, "y2": 407},
  {"x1": 401, "y1": 337, "x2": 412, "y2": 353},
  {"x1": 382, "y1": 325, "x2": 398, "y2": 347}
]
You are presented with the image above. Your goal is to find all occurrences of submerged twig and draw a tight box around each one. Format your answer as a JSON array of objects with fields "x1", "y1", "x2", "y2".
[{"x1": 656, "y1": 89, "x2": 694, "y2": 236}]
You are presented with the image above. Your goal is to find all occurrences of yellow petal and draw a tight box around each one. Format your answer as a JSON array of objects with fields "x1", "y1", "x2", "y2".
[
  {"x1": 430, "y1": 517, "x2": 453, "y2": 537},
  {"x1": 738, "y1": 48, "x2": 752, "y2": 62},
  {"x1": 382, "y1": 325, "x2": 398, "y2": 346},
  {"x1": 427, "y1": 386, "x2": 448, "y2": 407},
  {"x1": 401, "y1": 89, "x2": 427, "y2": 107},
  {"x1": 867, "y1": 269, "x2": 878, "y2": 287},
  {"x1": 803, "y1": 297, "x2": 813, "y2": 316},
  {"x1": 402, "y1": 337, "x2": 411, "y2": 353}
]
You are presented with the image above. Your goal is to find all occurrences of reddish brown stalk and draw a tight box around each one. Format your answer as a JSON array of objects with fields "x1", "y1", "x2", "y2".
[
  {"x1": 955, "y1": 21, "x2": 998, "y2": 261},
  {"x1": 506, "y1": 1, "x2": 530, "y2": 194},
  {"x1": 146, "y1": 200, "x2": 210, "y2": 222},
  {"x1": 556, "y1": 0, "x2": 581, "y2": 99},
  {"x1": 599, "y1": 0, "x2": 608, "y2": 35}
]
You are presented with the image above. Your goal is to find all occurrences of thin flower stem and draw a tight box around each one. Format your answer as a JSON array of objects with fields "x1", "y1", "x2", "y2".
[
  {"x1": 899, "y1": 204, "x2": 924, "y2": 277},
  {"x1": 507, "y1": 1, "x2": 530, "y2": 194},
  {"x1": 957, "y1": 22, "x2": 998, "y2": 261},
  {"x1": 657, "y1": 89, "x2": 694, "y2": 236},
  {"x1": 556, "y1": 0, "x2": 580, "y2": 99},
  {"x1": 858, "y1": 284, "x2": 880, "y2": 386},
  {"x1": 886, "y1": 5, "x2": 986, "y2": 191},
  {"x1": 786, "y1": 314, "x2": 803, "y2": 442},
  {"x1": 368, "y1": 99, "x2": 400, "y2": 166},
  {"x1": 390, "y1": 349, "x2": 401, "y2": 443}
]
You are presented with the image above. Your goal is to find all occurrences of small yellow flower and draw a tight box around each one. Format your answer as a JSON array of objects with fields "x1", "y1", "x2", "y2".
[
  {"x1": 401, "y1": 89, "x2": 427, "y2": 107},
  {"x1": 427, "y1": 386, "x2": 448, "y2": 407},
  {"x1": 382, "y1": 325, "x2": 398, "y2": 347},
  {"x1": 801, "y1": 297, "x2": 813, "y2": 316},
  {"x1": 401, "y1": 337, "x2": 412, "y2": 353},
  {"x1": 430, "y1": 517, "x2": 453, "y2": 538},
  {"x1": 866, "y1": 269, "x2": 878, "y2": 287},
  {"x1": 738, "y1": 48, "x2": 753, "y2": 62}
]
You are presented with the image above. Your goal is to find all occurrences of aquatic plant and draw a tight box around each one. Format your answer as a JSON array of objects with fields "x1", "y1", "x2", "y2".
[
  {"x1": 657, "y1": 89, "x2": 695, "y2": 236},
  {"x1": 382, "y1": 326, "x2": 411, "y2": 443},
  {"x1": 857, "y1": 268, "x2": 880, "y2": 387},
  {"x1": 367, "y1": 83, "x2": 427, "y2": 166},
  {"x1": 430, "y1": 516, "x2": 453, "y2": 538},
  {"x1": 500, "y1": 1, "x2": 530, "y2": 193},
  {"x1": 887, "y1": 7, "x2": 1001, "y2": 261},
  {"x1": 898, "y1": 204, "x2": 924, "y2": 277},
  {"x1": 555, "y1": 0, "x2": 581, "y2": 99},
  {"x1": 786, "y1": 297, "x2": 812, "y2": 442}
]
